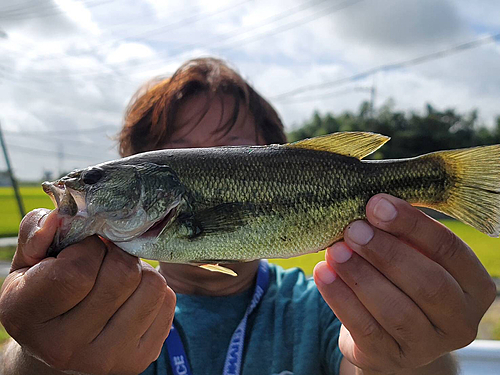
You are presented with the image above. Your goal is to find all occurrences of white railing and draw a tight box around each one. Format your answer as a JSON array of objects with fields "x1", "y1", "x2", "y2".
[{"x1": 454, "y1": 340, "x2": 500, "y2": 374}]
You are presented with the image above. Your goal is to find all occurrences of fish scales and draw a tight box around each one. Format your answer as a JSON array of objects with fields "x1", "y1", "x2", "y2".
[{"x1": 112, "y1": 147, "x2": 449, "y2": 261}]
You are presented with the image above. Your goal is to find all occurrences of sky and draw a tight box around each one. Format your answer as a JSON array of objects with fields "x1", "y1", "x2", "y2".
[{"x1": 0, "y1": 0, "x2": 499, "y2": 181}]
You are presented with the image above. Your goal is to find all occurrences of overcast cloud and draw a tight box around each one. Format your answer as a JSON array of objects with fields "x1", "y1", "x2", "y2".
[{"x1": 0, "y1": 0, "x2": 499, "y2": 181}]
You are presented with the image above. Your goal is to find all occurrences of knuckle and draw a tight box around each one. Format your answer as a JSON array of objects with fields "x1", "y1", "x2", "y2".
[
  {"x1": 141, "y1": 267, "x2": 168, "y2": 293},
  {"x1": 389, "y1": 304, "x2": 417, "y2": 341},
  {"x1": 113, "y1": 255, "x2": 142, "y2": 288},
  {"x1": 51, "y1": 260, "x2": 95, "y2": 296},
  {"x1": 18, "y1": 210, "x2": 44, "y2": 242},
  {"x1": 484, "y1": 277, "x2": 497, "y2": 306},
  {"x1": 357, "y1": 319, "x2": 384, "y2": 342},
  {"x1": 416, "y1": 273, "x2": 453, "y2": 306},
  {"x1": 164, "y1": 287, "x2": 177, "y2": 315},
  {"x1": 433, "y1": 228, "x2": 461, "y2": 261},
  {"x1": 403, "y1": 211, "x2": 420, "y2": 236},
  {"x1": 139, "y1": 339, "x2": 165, "y2": 371},
  {"x1": 379, "y1": 238, "x2": 401, "y2": 266},
  {"x1": 455, "y1": 324, "x2": 477, "y2": 349}
]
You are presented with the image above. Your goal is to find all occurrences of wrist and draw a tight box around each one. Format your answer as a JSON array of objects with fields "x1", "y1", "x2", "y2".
[{"x1": 1, "y1": 339, "x2": 65, "y2": 375}]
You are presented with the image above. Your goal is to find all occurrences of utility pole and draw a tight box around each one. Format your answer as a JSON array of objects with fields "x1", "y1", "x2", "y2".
[{"x1": 0, "y1": 120, "x2": 25, "y2": 218}]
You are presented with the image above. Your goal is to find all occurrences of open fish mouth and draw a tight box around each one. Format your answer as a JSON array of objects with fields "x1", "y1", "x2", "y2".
[
  {"x1": 43, "y1": 178, "x2": 184, "y2": 256},
  {"x1": 42, "y1": 181, "x2": 87, "y2": 218}
]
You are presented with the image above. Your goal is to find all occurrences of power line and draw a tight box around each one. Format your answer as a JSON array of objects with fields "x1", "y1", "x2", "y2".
[
  {"x1": 4, "y1": 125, "x2": 117, "y2": 135},
  {"x1": 276, "y1": 86, "x2": 372, "y2": 104},
  {"x1": 0, "y1": 0, "x2": 105, "y2": 13},
  {"x1": 51, "y1": 0, "x2": 363, "y2": 80},
  {"x1": 118, "y1": 0, "x2": 252, "y2": 44},
  {"x1": 271, "y1": 32, "x2": 500, "y2": 100},
  {"x1": 0, "y1": 0, "x2": 114, "y2": 21},
  {"x1": 15, "y1": 0, "x2": 250, "y2": 64},
  {"x1": 6, "y1": 142, "x2": 107, "y2": 161},
  {"x1": 214, "y1": 0, "x2": 364, "y2": 53},
  {"x1": 8, "y1": 0, "x2": 331, "y2": 80},
  {"x1": 5, "y1": 130, "x2": 116, "y2": 147}
]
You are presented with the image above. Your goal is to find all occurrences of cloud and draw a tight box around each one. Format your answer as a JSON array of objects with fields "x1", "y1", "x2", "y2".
[{"x1": 329, "y1": 0, "x2": 469, "y2": 51}]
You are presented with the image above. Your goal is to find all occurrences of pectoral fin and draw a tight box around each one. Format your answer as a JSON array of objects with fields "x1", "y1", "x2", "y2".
[
  {"x1": 198, "y1": 264, "x2": 238, "y2": 277},
  {"x1": 192, "y1": 202, "x2": 254, "y2": 235}
]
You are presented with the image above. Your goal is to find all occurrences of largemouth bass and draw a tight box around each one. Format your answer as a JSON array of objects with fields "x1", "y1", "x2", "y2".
[{"x1": 42, "y1": 132, "x2": 500, "y2": 275}]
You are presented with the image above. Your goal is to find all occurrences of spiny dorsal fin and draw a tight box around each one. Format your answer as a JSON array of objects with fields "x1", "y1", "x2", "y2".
[{"x1": 287, "y1": 132, "x2": 390, "y2": 159}]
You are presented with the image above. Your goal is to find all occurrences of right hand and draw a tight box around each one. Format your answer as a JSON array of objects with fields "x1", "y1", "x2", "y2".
[{"x1": 0, "y1": 209, "x2": 176, "y2": 375}]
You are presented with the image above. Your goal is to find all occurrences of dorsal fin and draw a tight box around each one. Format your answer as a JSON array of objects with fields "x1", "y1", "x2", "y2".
[{"x1": 287, "y1": 132, "x2": 390, "y2": 159}]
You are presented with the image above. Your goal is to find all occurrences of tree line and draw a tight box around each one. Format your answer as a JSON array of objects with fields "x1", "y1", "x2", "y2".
[{"x1": 287, "y1": 100, "x2": 500, "y2": 159}]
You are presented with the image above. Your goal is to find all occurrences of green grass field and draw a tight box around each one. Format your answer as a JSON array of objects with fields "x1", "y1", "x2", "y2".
[{"x1": 0, "y1": 186, "x2": 54, "y2": 237}]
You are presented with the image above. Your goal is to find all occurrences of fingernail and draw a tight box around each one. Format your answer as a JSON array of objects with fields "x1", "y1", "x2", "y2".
[
  {"x1": 346, "y1": 220, "x2": 374, "y2": 246},
  {"x1": 328, "y1": 242, "x2": 353, "y2": 263},
  {"x1": 373, "y1": 197, "x2": 397, "y2": 222},
  {"x1": 315, "y1": 261, "x2": 337, "y2": 284},
  {"x1": 37, "y1": 213, "x2": 49, "y2": 229}
]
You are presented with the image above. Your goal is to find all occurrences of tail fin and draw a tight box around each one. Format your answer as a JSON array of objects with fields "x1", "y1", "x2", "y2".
[{"x1": 432, "y1": 145, "x2": 500, "y2": 237}]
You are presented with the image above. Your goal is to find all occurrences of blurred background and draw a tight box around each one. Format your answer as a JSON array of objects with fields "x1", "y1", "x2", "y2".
[{"x1": 0, "y1": 0, "x2": 499, "y2": 349}]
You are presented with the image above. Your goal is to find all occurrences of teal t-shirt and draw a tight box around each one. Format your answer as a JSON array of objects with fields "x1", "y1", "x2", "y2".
[{"x1": 142, "y1": 263, "x2": 343, "y2": 375}]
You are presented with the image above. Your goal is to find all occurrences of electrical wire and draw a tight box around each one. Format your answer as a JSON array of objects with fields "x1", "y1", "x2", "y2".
[
  {"x1": 271, "y1": 32, "x2": 500, "y2": 100},
  {"x1": 4, "y1": 126, "x2": 117, "y2": 135},
  {"x1": 276, "y1": 86, "x2": 372, "y2": 104},
  {"x1": 15, "y1": 0, "x2": 251, "y2": 63},
  {"x1": 37, "y1": 0, "x2": 363, "y2": 79},
  {"x1": 0, "y1": 0, "x2": 114, "y2": 21},
  {"x1": 6, "y1": 142, "x2": 107, "y2": 160},
  {"x1": 5, "y1": 131, "x2": 116, "y2": 148}
]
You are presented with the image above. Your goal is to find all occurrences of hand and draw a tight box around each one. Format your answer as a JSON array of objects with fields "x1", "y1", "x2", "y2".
[
  {"x1": 313, "y1": 194, "x2": 496, "y2": 373},
  {"x1": 0, "y1": 209, "x2": 176, "y2": 375}
]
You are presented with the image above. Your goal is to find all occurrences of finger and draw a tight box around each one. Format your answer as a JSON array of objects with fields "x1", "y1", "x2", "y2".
[
  {"x1": 325, "y1": 242, "x2": 436, "y2": 352},
  {"x1": 94, "y1": 262, "x2": 168, "y2": 347},
  {"x1": 55, "y1": 243, "x2": 142, "y2": 341},
  {"x1": 12, "y1": 209, "x2": 58, "y2": 271},
  {"x1": 344, "y1": 220, "x2": 467, "y2": 333},
  {"x1": 6, "y1": 236, "x2": 106, "y2": 322},
  {"x1": 365, "y1": 194, "x2": 496, "y2": 306},
  {"x1": 314, "y1": 261, "x2": 400, "y2": 371},
  {"x1": 138, "y1": 286, "x2": 176, "y2": 362}
]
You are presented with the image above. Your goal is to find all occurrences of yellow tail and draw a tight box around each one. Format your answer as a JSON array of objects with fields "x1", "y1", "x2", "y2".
[{"x1": 431, "y1": 145, "x2": 500, "y2": 237}]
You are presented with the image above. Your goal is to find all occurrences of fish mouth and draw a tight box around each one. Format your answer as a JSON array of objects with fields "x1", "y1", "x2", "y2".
[{"x1": 42, "y1": 181, "x2": 87, "y2": 218}]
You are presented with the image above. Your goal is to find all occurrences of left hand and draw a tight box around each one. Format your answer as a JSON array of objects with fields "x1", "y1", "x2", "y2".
[{"x1": 313, "y1": 193, "x2": 497, "y2": 373}]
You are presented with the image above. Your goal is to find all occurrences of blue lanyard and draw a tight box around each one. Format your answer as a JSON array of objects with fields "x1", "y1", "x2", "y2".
[{"x1": 166, "y1": 260, "x2": 270, "y2": 375}]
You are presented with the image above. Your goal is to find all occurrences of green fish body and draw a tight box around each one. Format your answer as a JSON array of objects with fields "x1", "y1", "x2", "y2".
[{"x1": 42, "y1": 132, "x2": 500, "y2": 271}]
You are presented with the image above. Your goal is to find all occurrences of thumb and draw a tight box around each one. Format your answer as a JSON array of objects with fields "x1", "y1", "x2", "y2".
[{"x1": 12, "y1": 208, "x2": 59, "y2": 271}]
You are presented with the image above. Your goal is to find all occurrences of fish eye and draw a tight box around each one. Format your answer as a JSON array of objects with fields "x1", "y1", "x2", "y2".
[{"x1": 82, "y1": 168, "x2": 104, "y2": 185}]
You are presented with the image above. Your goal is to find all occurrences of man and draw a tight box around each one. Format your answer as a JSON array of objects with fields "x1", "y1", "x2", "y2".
[{"x1": 0, "y1": 58, "x2": 495, "y2": 374}]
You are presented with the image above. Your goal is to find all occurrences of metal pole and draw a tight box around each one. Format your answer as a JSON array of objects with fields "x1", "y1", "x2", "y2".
[{"x1": 0, "y1": 121, "x2": 25, "y2": 218}]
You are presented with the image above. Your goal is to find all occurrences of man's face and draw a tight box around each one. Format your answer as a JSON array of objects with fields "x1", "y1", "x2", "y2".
[{"x1": 162, "y1": 93, "x2": 265, "y2": 149}]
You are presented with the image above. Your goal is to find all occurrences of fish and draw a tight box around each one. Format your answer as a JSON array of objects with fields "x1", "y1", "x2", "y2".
[{"x1": 42, "y1": 132, "x2": 500, "y2": 276}]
